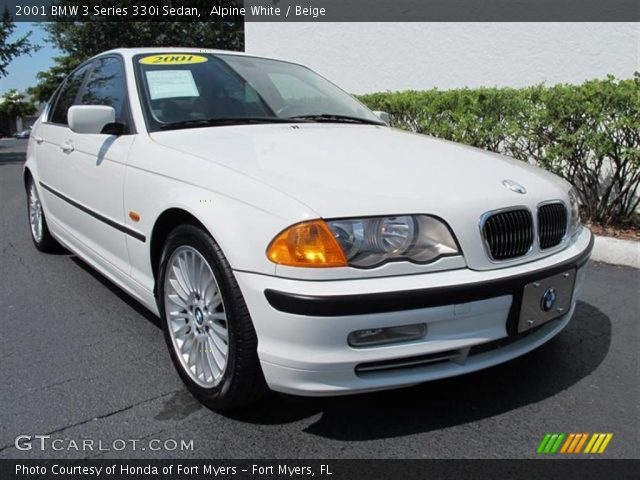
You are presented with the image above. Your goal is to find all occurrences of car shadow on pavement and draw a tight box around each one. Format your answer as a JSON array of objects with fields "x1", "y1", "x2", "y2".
[
  {"x1": 0, "y1": 141, "x2": 27, "y2": 165},
  {"x1": 69, "y1": 255, "x2": 162, "y2": 329},
  {"x1": 222, "y1": 301, "x2": 611, "y2": 441},
  {"x1": 0, "y1": 154, "x2": 26, "y2": 164}
]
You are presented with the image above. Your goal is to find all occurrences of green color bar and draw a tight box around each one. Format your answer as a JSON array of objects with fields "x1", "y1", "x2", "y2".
[
  {"x1": 544, "y1": 434, "x2": 559, "y2": 453},
  {"x1": 537, "y1": 434, "x2": 552, "y2": 454},
  {"x1": 550, "y1": 433, "x2": 566, "y2": 453}
]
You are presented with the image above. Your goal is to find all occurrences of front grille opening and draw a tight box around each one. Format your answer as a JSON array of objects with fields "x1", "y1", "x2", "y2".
[
  {"x1": 355, "y1": 349, "x2": 460, "y2": 375},
  {"x1": 482, "y1": 209, "x2": 534, "y2": 260},
  {"x1": 538, "y1": 203, "x2": 568, "y2": 249},
  {"x1": 469, "y1": 323, "x2": 545, "y2": 356}
]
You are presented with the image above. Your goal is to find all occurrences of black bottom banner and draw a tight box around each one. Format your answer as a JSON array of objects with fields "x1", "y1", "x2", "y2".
[{"x1": 1, "y1": 459, "x2": 638, "y2": 480}]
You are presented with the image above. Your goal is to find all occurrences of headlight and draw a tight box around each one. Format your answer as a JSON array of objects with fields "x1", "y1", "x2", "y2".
[
  {"x1": 267, "y1": 215, "x2": 459, "y2": 268},
  {"x1": 568, "y1": 187, "x2": 581, "y2": 235},
  {"x1": 328, "y1": 215, "x2": 459, "y2": 267}
]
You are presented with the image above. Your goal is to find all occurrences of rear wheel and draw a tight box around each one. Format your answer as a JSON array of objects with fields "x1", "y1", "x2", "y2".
[
  {"x1": 26, "y1": 177, "x2": 60, "y2": 252},
  {"x1": 157, "y1": 224, "x2": 267, "y2": 409}
]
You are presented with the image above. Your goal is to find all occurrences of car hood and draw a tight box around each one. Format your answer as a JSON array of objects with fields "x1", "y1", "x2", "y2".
[{"x1": 150, "y1": 123, "x2": 568, "y2": 220}]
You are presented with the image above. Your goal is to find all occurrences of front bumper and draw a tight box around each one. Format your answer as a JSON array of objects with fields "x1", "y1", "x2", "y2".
[{"x1": 235, "y1": 228, "x2": 593, "y2": 396}]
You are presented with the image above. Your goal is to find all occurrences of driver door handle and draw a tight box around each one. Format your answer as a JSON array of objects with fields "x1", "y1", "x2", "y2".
[
  {"x1": 61, "y1": 141, "x2": 74, "y2": 154},
  {"x1": 33, "y1": 136, "x2": 44, "y2": 144}
]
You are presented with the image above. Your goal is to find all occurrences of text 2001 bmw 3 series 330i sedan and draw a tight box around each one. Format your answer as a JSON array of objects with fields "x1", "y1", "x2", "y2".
[{"x1": 25, "y1": 48, "x2": 593, "y2": 408}]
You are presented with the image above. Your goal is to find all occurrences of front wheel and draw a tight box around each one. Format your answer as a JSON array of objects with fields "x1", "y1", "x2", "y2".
[{"x1": 157, "y1": 224, "x2": 267, "y2": 409}]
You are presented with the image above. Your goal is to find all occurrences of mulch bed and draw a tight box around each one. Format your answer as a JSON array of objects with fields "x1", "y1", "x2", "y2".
[{"x1": 587, "y1": 223, "x2": 639, "y2": 241}]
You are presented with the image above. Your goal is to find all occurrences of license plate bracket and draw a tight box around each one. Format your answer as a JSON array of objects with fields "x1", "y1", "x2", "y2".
[{"x1": 518, "y1": 269, "x2": 576, "y2": 333}]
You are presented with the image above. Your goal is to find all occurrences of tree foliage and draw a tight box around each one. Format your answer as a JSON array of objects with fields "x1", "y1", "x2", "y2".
[
  {"x1": 0, "y1": 8, "x2": 38, "y2": 78},
  {"x1": 359, "y1": 76, "x2": 640, "y2": 227},
  {"x1": 0, "y1": 89, "x2": 36, "y2": 118},
  {"x1": 43, "y1": 20, "x2": 242, "y2": 61},
  {"x1": 28, "y1": 55, "x2": 82, "y2": 103},
  {"x1": 31, "y1": 1, "x2": 243, "y2": 102}
]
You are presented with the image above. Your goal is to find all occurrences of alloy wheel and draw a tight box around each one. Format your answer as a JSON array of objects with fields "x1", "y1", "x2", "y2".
[
  {"x1": 28, "y1": 183, "x2": 43, "y2": 243},
  {"x1": 163, "y1": 246, "x2": 229, "y2": 388}
]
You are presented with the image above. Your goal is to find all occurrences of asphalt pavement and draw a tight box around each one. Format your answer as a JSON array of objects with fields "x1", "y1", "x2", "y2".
[{"x1": 1, "y1": 141, "x2": 638, "y2": 459}]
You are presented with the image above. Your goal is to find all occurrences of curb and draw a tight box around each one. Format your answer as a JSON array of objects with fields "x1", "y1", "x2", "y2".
[{"x1": 591, "y1": 235, "x2": 639, "y2": 269}]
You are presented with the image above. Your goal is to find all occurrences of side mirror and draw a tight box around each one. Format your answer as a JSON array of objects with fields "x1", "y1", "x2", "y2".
[
  {"x1": 373, "y1": 110, "x2": 390, "y2": 125},
  {"x1": 68, "y1": 105, "x2": 117, "y2": 134}
]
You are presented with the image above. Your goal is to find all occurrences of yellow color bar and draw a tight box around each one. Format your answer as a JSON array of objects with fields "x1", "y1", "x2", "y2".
[
  {"x1": 591, "y1": 434, "x2": 607, "y2": 453},
  {"x1": 597, "y1": 434, "x2": 613, "y2": 453},
  {"x1": 584, "y1": 433, "x2": 599, "y2": 453}
]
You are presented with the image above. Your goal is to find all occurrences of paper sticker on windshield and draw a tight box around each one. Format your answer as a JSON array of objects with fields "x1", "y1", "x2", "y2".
[
  {"x1": 146, "y1": 70, "x2": 199, "y2": 100},
  {"x1": 139, "y1": 54, "x2": 208, "y2": 65}
]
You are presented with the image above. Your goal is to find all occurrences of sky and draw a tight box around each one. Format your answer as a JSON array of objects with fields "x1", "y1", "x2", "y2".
[{"x1": 0, "y1": 23, "x2": 60, "y2": 96}]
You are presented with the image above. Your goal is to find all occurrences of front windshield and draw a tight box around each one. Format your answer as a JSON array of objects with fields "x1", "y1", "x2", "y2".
[{"x1": 134, "y1": 53, "x2": 384, "y2": 131}]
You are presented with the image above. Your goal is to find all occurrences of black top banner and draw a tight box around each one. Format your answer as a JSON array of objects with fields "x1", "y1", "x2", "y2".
[{"x1": 4, "y1": 0, "x2": 640, "y2": 22}]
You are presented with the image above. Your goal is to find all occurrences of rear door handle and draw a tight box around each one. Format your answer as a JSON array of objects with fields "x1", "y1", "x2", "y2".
[
  {"x1": 33, "y1": 136, "x2": 44, "y2": 144},
  {"x1": 61, "y1": 141, "x2": 74, "y2": 154}
]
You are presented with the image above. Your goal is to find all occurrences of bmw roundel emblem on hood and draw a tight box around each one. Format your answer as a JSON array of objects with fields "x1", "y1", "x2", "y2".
[{"x1": 502, "y1": 179, "x2": 527, "y2": 194}]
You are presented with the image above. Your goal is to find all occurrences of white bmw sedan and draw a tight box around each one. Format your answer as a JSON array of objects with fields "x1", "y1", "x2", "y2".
[{"x1": 25, "y1": 48, "x2": 593, "y2": 409}]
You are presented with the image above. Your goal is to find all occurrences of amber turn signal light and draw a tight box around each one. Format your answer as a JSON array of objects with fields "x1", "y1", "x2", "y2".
[{"x1": 267, "y1": 220, "x2": 348, "y2": 267}]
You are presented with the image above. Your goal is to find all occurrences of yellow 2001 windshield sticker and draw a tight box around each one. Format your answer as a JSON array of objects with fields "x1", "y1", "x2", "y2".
[{"x1": 139, "y1": 54, "x2": 208, "y2": 65}]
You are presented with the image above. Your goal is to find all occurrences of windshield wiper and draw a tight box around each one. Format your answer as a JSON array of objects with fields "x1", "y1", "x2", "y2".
[
  {"x1": 287, "y1": 114, "x2": 384, "y2": 125},
  {"x1": 159, "y1": 117, "x2": 306, "y2": 130}
]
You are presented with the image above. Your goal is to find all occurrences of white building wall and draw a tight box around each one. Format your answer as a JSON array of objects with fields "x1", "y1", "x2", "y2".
[{"x1": 245, "y1": 23, "x2": 639, "y2": 93}]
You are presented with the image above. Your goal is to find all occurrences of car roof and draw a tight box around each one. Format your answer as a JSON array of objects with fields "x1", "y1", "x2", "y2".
[{"x1": 93, "y1": 47, "x2": 273, "y2": 62}]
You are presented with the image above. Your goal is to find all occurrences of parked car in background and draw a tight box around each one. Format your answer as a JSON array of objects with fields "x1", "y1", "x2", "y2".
[
  {"x1": 13, "y1": 128, "x2": 31, "y2": 139},
  {"x1": 24, "y1": 48, "x2": 593, "y2": 409}
]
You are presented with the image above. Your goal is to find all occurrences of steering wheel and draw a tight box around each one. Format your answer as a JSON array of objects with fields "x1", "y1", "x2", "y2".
[
  {"x1": 275, "y1": 104, "x2": 306, "y2": 118},
  {"x1": 153, "y1": 98, "x2": 201, "y2": 123}
]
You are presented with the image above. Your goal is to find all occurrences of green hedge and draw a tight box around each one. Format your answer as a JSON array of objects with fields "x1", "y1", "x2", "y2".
[{"x1": 358, "y1": 76, "x2": 640, "y2": 227}]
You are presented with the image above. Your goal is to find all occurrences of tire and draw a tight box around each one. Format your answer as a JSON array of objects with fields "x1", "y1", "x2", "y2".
[
  {"x1": 26, "y1": 176, "x2": 61, "y2": 253},
  {"x1": 157, "y1": 224, "x2": 267, "y2": 409}
]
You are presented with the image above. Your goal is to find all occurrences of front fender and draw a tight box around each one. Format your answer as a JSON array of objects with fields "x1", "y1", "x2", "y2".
[{"x1": 123, "y1": 137, "x2": 317, "y2": 294}]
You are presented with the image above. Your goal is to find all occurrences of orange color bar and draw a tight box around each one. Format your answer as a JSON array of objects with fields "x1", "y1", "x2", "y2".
[
  {"x1": 560, "y1": 434, "x2": 576, "y2": 453},
  {"x1": 574, "y1": 433, "x2": 589, "y2": 453},
  {"x1": 567, "y1": 434, "x2": 582, "y2": 453}
]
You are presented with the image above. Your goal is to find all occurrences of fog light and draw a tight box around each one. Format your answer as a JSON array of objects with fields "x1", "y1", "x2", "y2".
[{"x1": 348, "y1": 323, "x2": 427, "y2": 347}]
